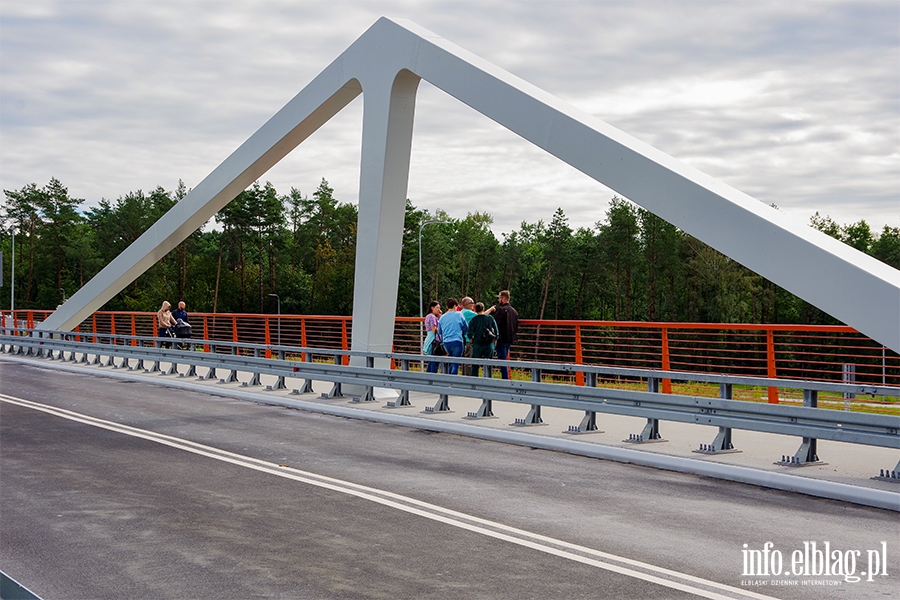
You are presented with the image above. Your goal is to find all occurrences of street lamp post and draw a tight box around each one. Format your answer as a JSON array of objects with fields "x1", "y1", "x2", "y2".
[
  {"x1": 418, "y1": 220, "x2": 451, "y2": 345},
  {"x1": 59, "y1": 288, "x2": 66, "y2": 304},
  {"x1": 267, "y1": 293, "x2": 281, "y2": 346},
  {"x1": 10, "y1": 228, "x2": 14, "y2": 315}
]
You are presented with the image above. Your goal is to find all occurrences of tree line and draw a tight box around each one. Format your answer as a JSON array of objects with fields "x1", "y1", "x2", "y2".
[{"x1": 1, "y1": 177, "x2": 897, "y2": 325}]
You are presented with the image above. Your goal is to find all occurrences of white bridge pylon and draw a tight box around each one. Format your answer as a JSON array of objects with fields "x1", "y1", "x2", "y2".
[{"x1": 39, "y1": 17, "x2": 900, "y2": 354}]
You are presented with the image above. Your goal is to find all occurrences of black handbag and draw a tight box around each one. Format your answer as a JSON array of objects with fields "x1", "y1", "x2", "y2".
[{"x1": 430, "y1": 338, "x2": 447, "y2": 356}]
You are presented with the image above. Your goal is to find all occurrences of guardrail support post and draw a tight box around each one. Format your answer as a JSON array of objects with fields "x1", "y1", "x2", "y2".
[
  {"x1": 626, "y1": 377, "x2": 666, "y2": 443},
  {"x1": 466, "y1": 365, "x2": 497, "y2": 419},
  {"x1": 201, "y1": 365, "x2": 218, "y2": 381},
  {"x1": 295, "y1": 352, "x2": 316, "y2": 395},
  {"x1": 566, "y1": 411, "x2": 602, "y2": 434},
  {"x1": 566, "y1": 370, "x2": 602, "y2": 434},
  {"x1": 426, "y1": 393, "x2": 451, "y2": 413},
  {"x1": 385, "y1": 359, "x2": 412, "y2": 408},
  {"x1": 424, "y1": 361, "x2": 452, "y2": 413},
  {"x1": 244, "y1": 348, "x2": 262, "y2": 387},
  {"x1": 220, "y1": 346, "x2": 240, "y2": 384},
  {"x1": 694, "y1": 383, "x2": 740, "y2": 454},
  {"x1": 164, "y1": 358, "x2": 178, "y2": 375},
  {"x1": 351, "y1": 356, "x2": 376, "y2": 402},
  {"x1": 512, "y1": 369, "x2": 546, "y2": 426},
  {"x1": 220, "y1": 368, "x2": 240, "y2": 384},
  {"x1": 322, "y1": 354, "x2": 345, "y2": 398},
  {"x1": 775, "y1": 389, "x2": 824, "y2": 467}
]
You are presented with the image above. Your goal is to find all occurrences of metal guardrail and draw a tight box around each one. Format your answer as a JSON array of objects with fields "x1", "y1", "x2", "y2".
[
  {"x1": 3, "y1": 329, "x2": 899, "y2": 476},
  {"x1": 6, "y1": 310, "x2": 899, "y2": 394}
]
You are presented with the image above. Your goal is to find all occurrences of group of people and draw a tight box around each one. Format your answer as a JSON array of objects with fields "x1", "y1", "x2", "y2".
[
  {"x1": 156, "y1": 300, "x2": 190, "y2": 348},
  {"x1": 422, "y1": 290, "x2": 519, "y2": 378}
]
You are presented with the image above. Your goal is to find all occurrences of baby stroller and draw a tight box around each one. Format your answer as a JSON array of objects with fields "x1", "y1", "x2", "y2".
[{"x1": 172, "y1": 319, "x2": 192, "y2": 350}]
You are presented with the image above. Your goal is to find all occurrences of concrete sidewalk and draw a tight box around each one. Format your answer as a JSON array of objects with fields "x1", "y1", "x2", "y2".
[{"x1": 4, "y1": 352, "x2": 899, "y2": 505}]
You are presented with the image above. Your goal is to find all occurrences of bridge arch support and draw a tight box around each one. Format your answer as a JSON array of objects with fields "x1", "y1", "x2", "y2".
[{"x1": 39, "y1": 17, "x2": 900, "y2": 354}]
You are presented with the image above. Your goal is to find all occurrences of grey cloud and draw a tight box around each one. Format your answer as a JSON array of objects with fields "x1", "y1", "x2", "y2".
[{"x1": 1, "y1": 0, "x2": 896, "y2": 237}]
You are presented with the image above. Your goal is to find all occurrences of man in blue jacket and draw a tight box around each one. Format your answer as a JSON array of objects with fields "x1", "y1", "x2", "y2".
[{"x1": 438, "y1": 297, "x2": 468, "y2": 375}]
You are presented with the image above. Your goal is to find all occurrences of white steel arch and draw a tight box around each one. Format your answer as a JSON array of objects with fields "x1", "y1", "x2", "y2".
[{"x1": 39, "y1": 17, "x2": 900, "y2": 354}]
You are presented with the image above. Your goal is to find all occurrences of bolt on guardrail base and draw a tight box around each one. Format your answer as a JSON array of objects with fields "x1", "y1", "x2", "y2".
[
  {"x1": 774, "y1": 437, "x2": 826, "y2": 468},
  {"x1": 351, "y1": 386, "x2": 377, "y2": 403},
  {"x1": 219, "y1": 369, "x2": 240, "y2": 384},
  {"x1": 243, "y1": 372, "x2": 262, "y2": 387},
  {"x1": 266, "y1": 375, "x2": 287, "y2": 391},
  {"x1": 692, "y1": 426, "x2": 741, "y2": 455},
  {"x1": 383, "y1": 390, "x2": 412, "y2": 409},
  {"x1": 320, "y1": 381, "x2": 344, "y2": 399},
  {"x1": 465, "y1": 399, "x2": 497, "y2": 420},
  {"x1": 564, "y1": 411, "x2": 603, "y2": 435},
  {"x1": 294, "y1": 378, "x2": 315, "y2": 395},
  {"x1": 510, "y1": 404, "x2": 546, "y2": 427},
  {"x1": 624, "y1": 418, "x2": 667, "y2": 444},
  {"x1": 872, "y1": 467, "x2": 900, "y2": 483},
  {"x1": 422, "y1": 394, "x2": 452, "y2": 414}
]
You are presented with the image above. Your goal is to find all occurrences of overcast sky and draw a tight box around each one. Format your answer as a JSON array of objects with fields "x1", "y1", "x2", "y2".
[{"x1": 1, "y1": 0, "x2": 897, "y2": 236}]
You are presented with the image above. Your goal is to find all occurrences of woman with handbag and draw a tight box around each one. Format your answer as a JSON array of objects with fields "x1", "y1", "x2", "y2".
[
  {"x1": 467, "y1": 302, "x2": 498, "y2": 378},
  {"x1": 423, "y1": 301, "x2": 443, "y2": 373}
]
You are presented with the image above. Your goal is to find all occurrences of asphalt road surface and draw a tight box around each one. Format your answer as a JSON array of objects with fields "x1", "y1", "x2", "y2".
[{"x1": 1, "y1": 360, "x2": 897, "y2": 599}]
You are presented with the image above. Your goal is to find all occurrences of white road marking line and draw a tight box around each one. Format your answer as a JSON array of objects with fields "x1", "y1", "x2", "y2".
[{"x1": 1, "y1": 393, "x2": 776, "y2": 600}]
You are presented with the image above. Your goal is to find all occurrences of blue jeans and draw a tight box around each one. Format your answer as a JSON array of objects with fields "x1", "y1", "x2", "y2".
[
  {"x1": 443, "y1": 340, "x2": 464, "y2": 375},
  {"x1": 496, "y1": 343, "x2": 511, "y2": 379}
]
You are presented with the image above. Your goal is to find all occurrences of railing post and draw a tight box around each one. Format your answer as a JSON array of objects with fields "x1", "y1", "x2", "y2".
[
  {"x1": 264, "y1": 317, "x2": 272, "y2": 359},
  {"x1": 767, "y1": 328, "x2": 779, "y2": 403},
  {"x1": 574, "y1": 324, "x2": 585, "y2": 386},
  {"x1": 203, "y1": 315, "x2": 210, "y2": 353},
  {"x1": 341, "y1": 319, "x2": 349, "y2": 366},
  {"x1": 661, "y1": 325, "x2": 672, "y2": 394},
  {"x1": 130, "y1": 314, "x2": 137, "y2": 346},
  {"x1": 92, "y1": 313, "x2": 98, "y2": 343},
  {"x1": 300, "y1": 317, "x2": 308, "y2": 362}
]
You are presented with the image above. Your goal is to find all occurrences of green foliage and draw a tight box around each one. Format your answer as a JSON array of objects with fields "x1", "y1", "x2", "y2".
[{"x1": 1, "y1": 178, "x2": 896, "y2": 330}]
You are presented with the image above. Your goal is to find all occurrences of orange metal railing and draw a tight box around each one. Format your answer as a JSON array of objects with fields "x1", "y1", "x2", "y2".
[{"x1": 4, "y1": 310, "x2": 898, "y2": 398}]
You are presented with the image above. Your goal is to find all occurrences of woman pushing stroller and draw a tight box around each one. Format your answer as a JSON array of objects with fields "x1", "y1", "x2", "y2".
[{"x1": 157, "y1": 301, "x2": 177, "y2": 348}]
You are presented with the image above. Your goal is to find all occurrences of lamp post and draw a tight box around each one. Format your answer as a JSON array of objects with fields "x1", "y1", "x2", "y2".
[
  {"x1": 10, "y1": 227, "x2": 14, "y2": 315},
  {"x1": 59, "y1": 288, "x2": 66, "y2": 304},
  {"x1": 418, "y1": 220, "x2": 451, "y2": 343},
  {"x1": 267, "y1": 293, "x2": 280, "y2": 346}
]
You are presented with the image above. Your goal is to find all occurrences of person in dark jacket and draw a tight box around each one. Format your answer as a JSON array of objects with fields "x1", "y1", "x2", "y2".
[
  {"x1": 487, "y1": 290, "x2": 518, "y2": 379},
  {"x1": 467, "y1": 302, "x2": 498, "y2": 378},
  {"x1": 172, "y1": 301, "x2": 188, "y2": 323}
]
